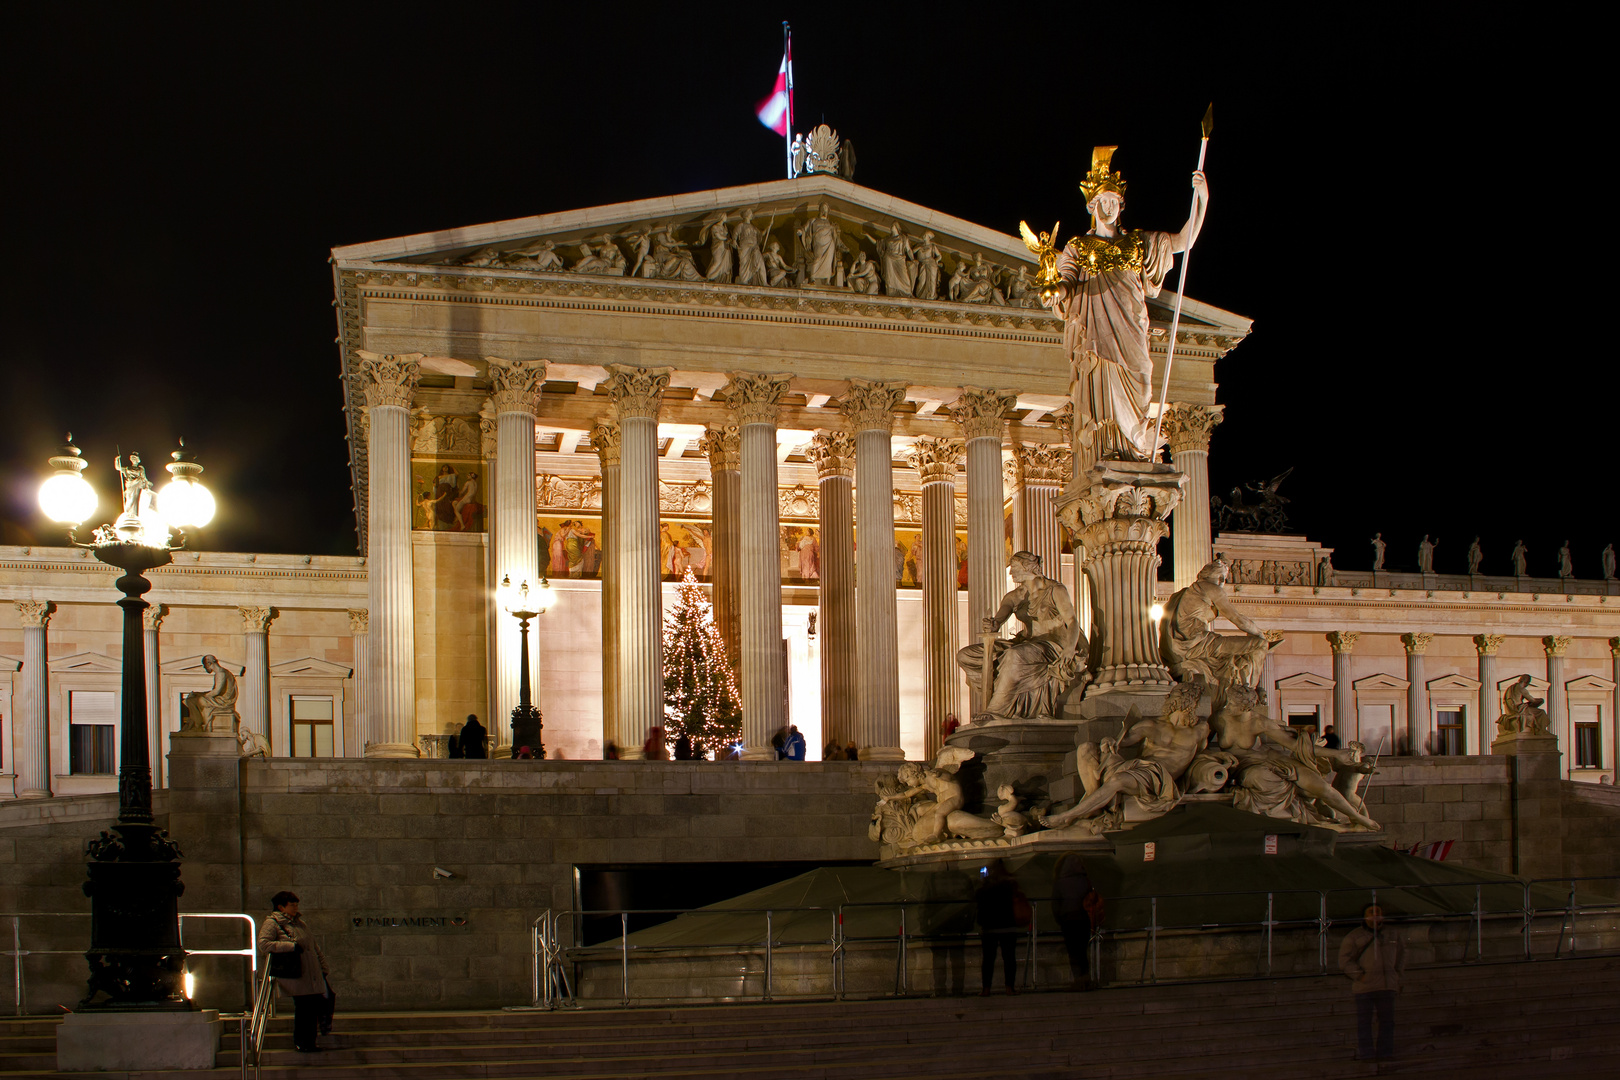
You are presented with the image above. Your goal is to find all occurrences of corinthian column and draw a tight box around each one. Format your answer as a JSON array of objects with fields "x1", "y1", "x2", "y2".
[
  {"x1": 486, "y1": 356, "x2": 547, "y2": 753},
  {"x1": 1544, "y1": 635, "x2": 1571, "y2": 752},
  {"x1": 1014, "y1": 444, "x2": 1071, "y2": 591},
  {"x1": 240, "y1": 606, "x2": 274, "y2": 749},
  {"x1": 911, "y1": 436, "x2": 963, "y2": 758},
  {"x1": 605, "y1": 365, "x2": 672, "y2": 759},
  {"x1": 143, "y1": 604, "x2": 166, "y2": 786},
  {"x1": 723, "y1": 373, "x2": 794, "y2": 759},
  {"x1": 809, "y1": 431, "x2": 857, "y2": 754},
  {"x1": 845, "y1": 379, "x2": 907, "y2": 760},
  {"x1": 1402, "y1": 633, "x2": 1433, "y2": 754},
  {"x1": 593, "y1": 422, "x2": 622, "y2": 753},
  {"x1": 1475, "y1": 634, "x2": 1504, "y2": 752},
  {"x1": 955, "y1": 389, "x2": 1017, "y2": 643},
  {"x1": 357, "y1": 350, "x2": 422, "y2": 757},
  {"x1": 15, "y1": 600, "x2": 54, "y2": 798},
  {"x1": 700, "y1": 424, "x2": 743, "y2": 677},
  {"x1": 349, "y1": 609, "x2": 370, "y2": 757},
  {"x1": 1161, "y1": 403, "x2": 1223, "y2": 590},
  {"x1": 1327, "y1": 631, "x2": 1359, "y2": 737}
]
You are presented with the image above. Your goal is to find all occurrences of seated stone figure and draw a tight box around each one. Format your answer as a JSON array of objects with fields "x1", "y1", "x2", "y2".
[
  {"x1": 1231, "y1": 725, "x2": 1379, "y2": 831},
  {"x1": 1498, "y1": 674, "x2": 1552, "y2": 736},
  {"x1": 180, "y1": 655, "x2": 239, "y2": 734},
  {"x1": 956, "y1": 551, "x2": 1087, "y2": 721},
  {"x1": 1161, "y1": 558, "x2": 1273, "y2": 691}
]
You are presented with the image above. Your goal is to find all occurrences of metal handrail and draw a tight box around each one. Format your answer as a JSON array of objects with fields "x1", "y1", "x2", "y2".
[{"x1": 241, "y1": 958, "x2": 274, "y2": 1080}]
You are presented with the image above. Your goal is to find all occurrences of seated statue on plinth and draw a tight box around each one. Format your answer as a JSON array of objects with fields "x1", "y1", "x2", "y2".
[
  {"x1": 180, "y1": 655, "x2": 239, "y2": 734},
  {"x1": 1498, "y1": 675, "x2": 1552, "y2": 736},
  {"x1": 955, "y1": 551, "x2": 1087, "y2": 721},
  {"x1": 1161, "y1": 558, "x2": 1274, "y2": 692}
]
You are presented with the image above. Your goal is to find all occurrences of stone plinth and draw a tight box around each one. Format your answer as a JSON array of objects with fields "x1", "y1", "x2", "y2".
[
  {"x1": 57, "y1": 1009, "x2": 221, "y2": 1071},
  {"x1": 1491, "y1": 732, "x2": 1560, "y2": 757},
  {"x1": 166, "y1": 734, "x2": 244, "y2": 954},
  {"x1": 946, "y1": 717, "x2": 1080, "y2": 813}
]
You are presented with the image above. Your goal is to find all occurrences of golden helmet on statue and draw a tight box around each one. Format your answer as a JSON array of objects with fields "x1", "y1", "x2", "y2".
[{"x1": 1078, "y1": 145, "x2": 1127, "y2": 202}]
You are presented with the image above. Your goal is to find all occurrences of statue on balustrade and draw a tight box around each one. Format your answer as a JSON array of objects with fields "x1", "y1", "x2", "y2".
[
  {"x1": 1160, "y1": 558, "x2": 1274, "y2": 693},
  {"x1": 180, "y1": 654, "x2": 239, "y2": 734},
  {"x1": 1498, "y1": 675, "x2": 1551, "y2": 736},
  {"x1": 955, "y1": 551, "x2": 1087, "y2": 722},
  {"x1": 1041, "y1": 145, "x2": 1208, "y2": 461}
]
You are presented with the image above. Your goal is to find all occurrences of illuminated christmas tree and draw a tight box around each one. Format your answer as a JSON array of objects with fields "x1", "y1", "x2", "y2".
[{"x1": 662, "y1": 569, "x2": 742, "y2": 758}]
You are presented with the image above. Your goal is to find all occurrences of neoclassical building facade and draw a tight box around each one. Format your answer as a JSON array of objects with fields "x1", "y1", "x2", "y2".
[{"x1": 3, "y1": 175, "x2": 1616, "y2": 795}]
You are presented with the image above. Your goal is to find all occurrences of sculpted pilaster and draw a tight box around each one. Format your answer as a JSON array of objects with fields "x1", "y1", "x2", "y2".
[
  {"x1": 701, "y1": 425, "x2": 741, "y2": 472},
  {"x1": 1476, "y1": 633, "x2": 1505, "y2": 751},
  {"x1": 1474, "y1": 634, "x2": 1505, "y2": 655},
  {"x1": 1401, "y1": 632, "x2": 1434, "y2": 655},
  {"x1": 16, "y1": 600, "x2": 54, "y2": 628},
  {"x1": 16, "y1": 601, "x2": 53, "y2": 797},
  {"x1": 1326, "y1": 631, "x2": 1360, "y2": 654},
  {"x1": 842, "y1": 379, "x2": 907, "y2": 433},
  {"x1": 143, "y1": 603, "x2": 168, "y2": 632},
  {"x1": 486, "y1": 356, "x2": 548, "y2": 415},
  {"x1": 1542, "y1": 635, "x2": 1572, "y2": 657},
  {"x1": 1611, "y1": 637, "x2": 1620, "y2": 657},
  {"x1": 953, "y1": 387, "x2": 1017, "y2": 441},
  {"x1": 355, "y1": 351, "x2": 422, "y2": 410},
  {"x1": 722, "y1": 373, "x2": 793, "y2": 427},
  {"x1": 592, "y1": 421, "x2": 623, "y2": 468},
  {"x1": 239, "y1": 606, "x2": 276, "y2": 634},
  {"x1": 348, "y1": 609, "x2": 370, "y2": 635},
  {"x1": 808, "y1": 431, "x2": 855, "y2": 481},
  {"x1": 908, "y1": 436, "x2": 963, "y2": 484},
  {"x1": 1160, "y1": 403, "x2": 1224, "y2": 456},
  {"x1": 603, "y1": 364, "x2": 673, "y2": 420}
]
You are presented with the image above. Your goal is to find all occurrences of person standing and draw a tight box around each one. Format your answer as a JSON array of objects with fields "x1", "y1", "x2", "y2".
[
  {"x1": 258, "y1": 892, "x2": 331, "y2": 1053},
  {"x1": 458, "y1": 714, "x2": 488, "y2": 759},
  {"x1": 1338, "y1": 903, "x2": 1406, "y2": 1061},
  {"x1": 1052, "y1": 853, "x2": 1095, "y2": 990},
  {"x1": 1322, "y1": 725, "x2": 1342, "y2": 750},
  {"x1": 975, "y1": 860, "x2": 1025, "y2": 996},
  {"x1": 782, "y1": 725, "x2": 806, "y2": 761}
]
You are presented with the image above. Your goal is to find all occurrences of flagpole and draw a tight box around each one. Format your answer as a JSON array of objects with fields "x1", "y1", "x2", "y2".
[
  {"x1": 782, "y1": 22, "x2": 793, "y2": 178},
  {"x1": 1149, "y1": 104, "x2": 1213, "y2": 460}
]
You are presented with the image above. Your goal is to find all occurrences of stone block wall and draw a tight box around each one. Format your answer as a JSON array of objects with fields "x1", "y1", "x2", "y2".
[{"x1": 1361, "y1": 756, "x2": 1515, "y2": 872}]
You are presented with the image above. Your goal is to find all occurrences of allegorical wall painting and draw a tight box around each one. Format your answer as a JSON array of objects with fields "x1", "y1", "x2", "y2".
[{"x1": 413, "y1": 460, "x2": 484, "y2": 532}]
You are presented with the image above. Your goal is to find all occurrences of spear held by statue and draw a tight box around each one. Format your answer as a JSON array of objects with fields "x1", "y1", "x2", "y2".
[{"x1": 1148, "y1": 103, "x2": 1214, "y2": 459}]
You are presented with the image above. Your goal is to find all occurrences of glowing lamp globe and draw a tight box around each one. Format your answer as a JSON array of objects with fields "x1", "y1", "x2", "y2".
[
  {"x1": 39, "y1": 437, "x2": 97, "y2": 525},
  {"x1": 1149, "y1": 602, "x2": 1165, "y2": 622},
  {"x1": 159, "y1": 441, "x2": 215, "y2": 529},
  {"x1": 532, "y1": 576, "x2": 558, "y2": 614}
]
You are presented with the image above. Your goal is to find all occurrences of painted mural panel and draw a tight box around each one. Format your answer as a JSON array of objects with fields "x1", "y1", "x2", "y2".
[
  {"x1": 413, "y1": 460, "x2": 484, "y2": 532},
  {"x1": 538, "y1": 516, "x2": 604, "y2": 578}
]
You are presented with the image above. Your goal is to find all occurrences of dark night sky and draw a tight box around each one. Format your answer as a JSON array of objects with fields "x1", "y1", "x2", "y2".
[{"x1": 2, "y1": 6, "x2": 1609, "y2": 577}]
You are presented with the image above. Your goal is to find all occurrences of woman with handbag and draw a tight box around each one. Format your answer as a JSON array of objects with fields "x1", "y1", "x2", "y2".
[{"x1": 258, "y1": 891, "x2": 331, "y2": 1053}]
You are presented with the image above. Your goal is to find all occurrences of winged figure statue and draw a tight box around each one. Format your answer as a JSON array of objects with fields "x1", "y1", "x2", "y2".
[{"x1": 1018, "y1": 220, "x2": 1061, "y2": 300}]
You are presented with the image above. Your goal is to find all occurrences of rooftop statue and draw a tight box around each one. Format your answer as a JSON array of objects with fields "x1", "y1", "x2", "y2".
[
  {"x1": 1211, "y1": 467, "x2": 1292, "y2": 533},
  {"x1": 955, "y1": 551, "x2": 1087, "y2": 721},
  {"x1": 1040, "y1": 146, "x2": 1208, "y2": 461},
  {"x1": 1160, "y1": 558, "x2": 1273, "y2": 692}
]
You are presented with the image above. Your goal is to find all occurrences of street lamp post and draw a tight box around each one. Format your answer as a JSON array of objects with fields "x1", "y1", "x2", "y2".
[
  {"x1": 499, "y1": 574, "x2": 555, "y2": 759},
  {"x1": 39, "y1": 436, "x2": 214, "y2": 1009}
]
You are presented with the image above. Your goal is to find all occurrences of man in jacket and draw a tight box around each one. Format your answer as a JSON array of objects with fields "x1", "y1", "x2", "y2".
[{"x1": 1337, "y1": 903, "x2": 1406, "y2": 1060}]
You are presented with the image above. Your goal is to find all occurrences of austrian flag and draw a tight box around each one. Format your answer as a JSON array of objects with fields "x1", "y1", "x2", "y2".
[{"x1": 756, "y1": 40, "x2": 793, "y2": 135}]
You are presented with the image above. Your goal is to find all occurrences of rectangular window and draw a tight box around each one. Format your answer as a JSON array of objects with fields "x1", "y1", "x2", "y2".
[
  {"x1": 1357, "y1": 704, "x2": 1393, "y2": 756},
  {"x1": 1286, "y1": 707, "x2": 1320, "y2": 734},
  {"x1": 69, "y1": 690, "x2": 116, "y2": 774},
  {"x1": 1573, "y1": 704, "x2": 1601, "y2": 769},
  {"x1": 290, "y1": 695, "x2": 334, "y2": 758},
  {"x1": 1433, "y1": 708, "x2": 1466, "y2": 756}
]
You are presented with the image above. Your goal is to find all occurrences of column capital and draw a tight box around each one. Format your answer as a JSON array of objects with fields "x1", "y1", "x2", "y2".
[
  {"x1": 143, "y1": 603, "x2": 168, "y2": 631},
  {"x1": 603, "y1": 364, "x2": 673, "y2": 420},
  {"x1": 355, "y1": 351, "x2": 423, "y2": 410},
  {"x1": 841, "y1": 379, "x2": 907, "y2": 433},
  {"x1": 1474, "y1": 633, "x2": 1505, "y2": 656},
  {"x1": 1014, "y1": 443, "x2": 1071, "y2": 486},
  {"x1": 1160, "y1": 402, "x2": 1225, "y2": 456},
  {"x1": 16, "y1": 600, "x2": 54, "y2": 628},
  {"x1": 701, "y1": 424, "x2": 742, "y2": 472},
  {"x1": 348, "y1": 609, "x2": 370, "y2": 634},
  {"x1": 953, "y1": 387, "x2": 1018, "y2": 441},
  {"x1": 239, "y1": 605, "x2": 276, "y2": 634},
  {"x1": 485, "y1": 356, "x2": 547, "y2": 415},
  {"x1": 478, "y1": 400, "x2": 498, "y2": 458},
  {"x1": 1401, "y1": 632, "x2": 1434, "y2": 655},
  {"x1": 1543, "y1": 634, "x2": 1572, "y2": 657},
  {"x1": 721, "y1": 372, "x2": 793, "y2": 427},
  {"x1": 808, "y1": 430, "x2": 855, "y2": 481},
  {"x1": 1263, "y1": 629, "x2": 1286, "y2": 646},
  {"x1": 1610, "y1": 636, "x2": 1620, "y2": 657},
  {"x1": 592, "y1": 420, "x2": 623, "y2": 468},
  {"x1": 1325, "y1": 630, "x2": 1359, "y2": 654},
  {"x1": 908, "y1": 436, "x2": 963, "y2": 485}
]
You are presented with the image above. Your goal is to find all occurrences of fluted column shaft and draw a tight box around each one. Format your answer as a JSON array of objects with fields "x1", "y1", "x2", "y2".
[
  {"x1": 1545, "y1": 636, "x2": 1570, "y2": 753},
  {"x1": 358, "y1": 351, "x2": 421, "y2": 756},
  {"x1": 847, "y1": 380, "x2": 906, "y2": 760},
  {"x1": 240, "y1": 607, "x2": 273, "y2": 751},
  {"x1": 913, "y1": 437, "x2": 962, "y2": 759},
  {"x1": 349, "y1": 610, "x2": 370, "y2": 757},
  {"x1": 811, "y1": 432, "x2": 857, "y2": 752},
  {"x1": 16, "y1": 601, "x2": 52, "y2": 798},
  {"x1": 1402, "y1": 633, "x2": 1432, "y2": 755},
  {"x1": 1328, "y1": 632, "x2": 1358, "y2": 740},
  {"x1": 487, "y1": 357, "x2": 546, "y2": 753},
  {"x1": 1475, "y1": 634, "x2": 1502, "y2": 752},
  {"x1": 607, "y1": 366, "x2": 672, "y2": 759},
  {"x1": 593, "y1": 424, "x2": 622, "y2": 753},
  {"x1": 956, "y1": 390, "x2": 1016, "y2": 645},
  {"x1": 1610, "y1": 640, "x2": 1620, "y2": 772},
  {"x1": 727, "y1": 374, "x2": 793, "y2": 760},
  {"x1": 702, "y1": 426, "x2": 742, "y2": 678},
  {"x1": 1163, "y1": 405, "x2": 1222, "y2": 590},
  {"x1": 144, "y1": 606, "x2": 165, "y2": 786}
]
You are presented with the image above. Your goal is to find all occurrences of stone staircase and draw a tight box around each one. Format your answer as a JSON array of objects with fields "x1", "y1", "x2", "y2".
[{"x1": 0, "y1": 955, "x2": 1613, "y2": 1079}]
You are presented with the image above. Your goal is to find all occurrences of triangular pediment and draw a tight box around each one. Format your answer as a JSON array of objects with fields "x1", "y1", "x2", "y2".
[
  {"x1": 1566, "y1": 674, "x2": 1617, "y2": 693},
  {"x1": 1354, "y1": 673, "x2": 1411, "y2": 691},
  {"x1": 1426, "y1": 673, "x2": 1480, "y2": 692},
  {"x1": 331, "y1": 174, "x2": 1251, "y2": 336},
  {"x1": 270, "y1": 656, "x2": 353, "y2": 678},
  {"x1": 1277, "y1": 671, "x2": 1336, "y2": 690},
  {"x1": 49, "y1": 651, "x2": 123, "y2": 674},
  {"x1": 160, "y1": 654, "x2": 245, "y2": 676}
]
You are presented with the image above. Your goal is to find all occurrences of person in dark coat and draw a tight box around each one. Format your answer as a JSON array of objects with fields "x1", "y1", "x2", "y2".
[
  {"x1": 975, "y1": 859, "x2": 1025, "y2": 995},
  {"x1": 1339, "y1": 903, "x2": 1407, "y2": 1060},
  {"x1": 1052, "y1": 852, "x2": 1094, "y2": 990},
  {"x1": 1323, "y1": 724, "x2": 1342, "y2": 749},
  {"x1": 258, "y1": 891, "x2": 331, "y2": 1052},
  {"x1": 459, "y1": 714, "x2": 488, "y2": 759}
]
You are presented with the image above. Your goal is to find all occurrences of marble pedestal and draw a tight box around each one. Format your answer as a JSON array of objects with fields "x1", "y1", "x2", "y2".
[
  {"x1": 57, "y1": 1009, "x2": 221, "y2": 1071},
  {"x1": 1491, "y1": 732, "x2": 1561, "y2": 757},
  {"x1": 946, "y1": 717, "x2": 1081, "y2": 814}
]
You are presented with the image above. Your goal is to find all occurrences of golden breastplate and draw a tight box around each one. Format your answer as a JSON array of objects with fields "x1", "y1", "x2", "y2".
[{"x1": 1067, "y1": 231, "x2": 1145, "y2": 275}]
